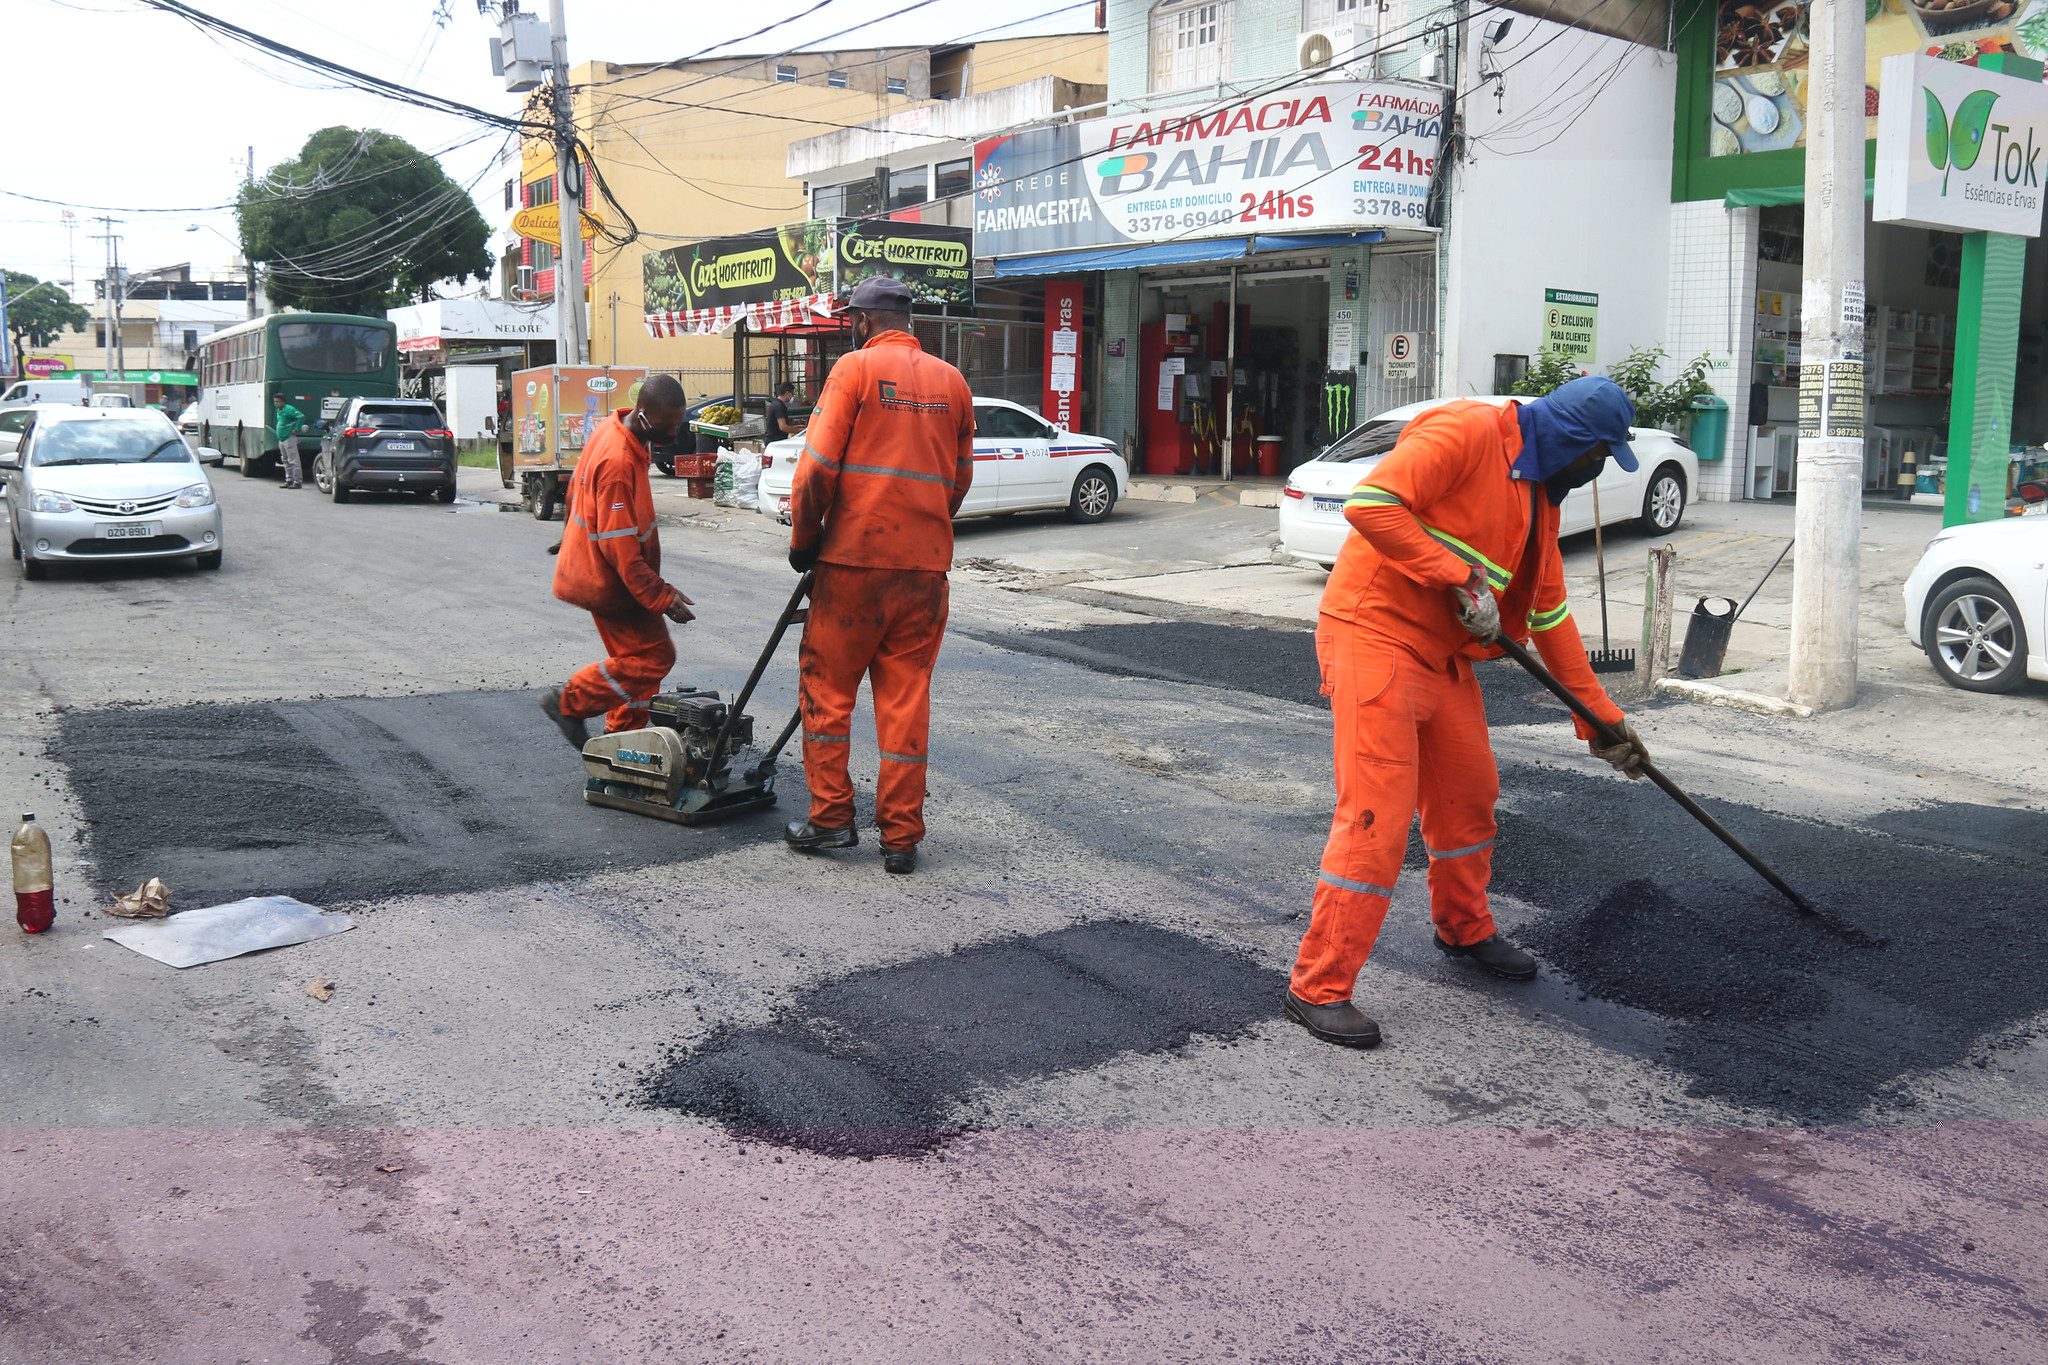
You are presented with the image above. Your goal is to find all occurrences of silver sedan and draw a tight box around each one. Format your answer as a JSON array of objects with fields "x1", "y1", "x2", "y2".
[{"x1": 3, "y1": 407, "x2": 223, "y2": 579}]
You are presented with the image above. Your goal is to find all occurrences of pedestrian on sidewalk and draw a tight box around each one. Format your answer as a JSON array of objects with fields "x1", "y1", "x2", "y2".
[
  {"x1": 540, "y1": 374, "x2": 697, "y2": 747},
  {"x1": 1286, "y1": 376, "x2": 1653, "y2": 1049},
  {"x1": 783, "y1": 276, "x2": 975, "y2": 875},
  {"x1": 271, "y1": 393, "x2": 305, "y2": 489}
]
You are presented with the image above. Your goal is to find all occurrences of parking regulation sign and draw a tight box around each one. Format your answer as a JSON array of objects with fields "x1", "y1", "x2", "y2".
[
  {"x1": 1541, "y1": 288, "x2": 1599, "y2": 365},
  {"x1": 1383, "y1": 332, "x2": 1419, "y2": 381}
]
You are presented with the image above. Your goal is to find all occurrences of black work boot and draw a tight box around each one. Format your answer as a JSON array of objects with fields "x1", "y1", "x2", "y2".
[
  {"x1": 881, "y1": 845, "x2": 916, "y2": 875},
  {"x1": 539, "y1": 688, "x2": 587, "y2": 751},
  {"x1": 1434, "y1": 932, "x2": 1538, "y2": 981},
  {"x1": 785, "y1": 821, "x2": 856, "y2": 852},
  {"x1": 1283, "y1": 991, "x2": 1382, "y2": 1048}
]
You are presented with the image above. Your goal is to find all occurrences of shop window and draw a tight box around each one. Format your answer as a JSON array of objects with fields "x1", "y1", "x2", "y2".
[
  {"x1": 1149, "y1": 1, "x2": 1232, "y2": 92},
  {"x1": 934, "y1": 158, "x2": 972, "y2": 204},
  {"x1": 776, "y1": 64, "x2": 798, "y2": 83},
  {"x1": 828, "y1": 69, "x2": 848, "y2": 88},
  {"x1": 1757, "y1": 205, "x2": 1801, "y2": 264},
  {"x1": 1926, "y1": 231, "x2": 1964, "y2": 290},
  {"x1": 884, "y1": 166, "x2": 929, "y2": 213},
  {"x1": 887, "y1": 76, "x2": 907, "y2": 96}
]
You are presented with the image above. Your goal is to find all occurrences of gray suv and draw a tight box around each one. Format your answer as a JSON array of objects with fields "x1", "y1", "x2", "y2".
[{"x1": 314, "y1": 398, "x2": 456, "y2": 504}]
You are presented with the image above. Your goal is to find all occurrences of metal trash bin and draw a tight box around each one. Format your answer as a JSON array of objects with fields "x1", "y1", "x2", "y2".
[
  {"x1": 1690, "y1": 393, "x2": 1730, "y2": 464},
  {"x1": 1678, "y1": 596, "x2": 1739, "y2": 678}
]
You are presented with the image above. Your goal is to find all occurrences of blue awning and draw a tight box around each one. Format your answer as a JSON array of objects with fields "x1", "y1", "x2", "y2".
[
  {"x1": 989, "y1": 238, "x2": 1251, "y2": 277},
  {"x1": 1252, "y1": 231, "x2": 1385, "y2": 252},
  {"x1": 988, "y1": 228, "x2": 1389, "y2": 278}
]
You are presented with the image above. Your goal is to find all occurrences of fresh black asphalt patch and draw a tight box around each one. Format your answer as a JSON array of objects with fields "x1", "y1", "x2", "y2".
[
  {"x1": 645, "y1": 920, "x2": 1285, "y2": 1157},
  {"x1": 54, "y1": 690, "x2": 797, "y2": 900}
]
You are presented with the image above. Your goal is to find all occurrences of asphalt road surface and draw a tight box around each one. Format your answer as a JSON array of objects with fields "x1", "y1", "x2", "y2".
[{"x1": 3, "y1": 467, "x2": 2044, "y2": 1362}]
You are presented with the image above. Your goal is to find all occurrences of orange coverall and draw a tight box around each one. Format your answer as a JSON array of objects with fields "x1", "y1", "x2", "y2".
[
  {"x1": 552, "y1": 409, "x2": 682, "y2": 733},
  {"x1": 789, "y1": 329, "x2": 975, "y2": 847},
  {"x1": 1292, "y1": 400, "x2": 1626, "y2": 1005}
]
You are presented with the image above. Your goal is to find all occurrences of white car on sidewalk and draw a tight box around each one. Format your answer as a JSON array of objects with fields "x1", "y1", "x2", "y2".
[
  {"x1": 1903, "y1": 516, "x2": 2048, "y2": 693},
  {"x1": 756, "y1": 397, "x2": 1127, "y2": 526},
  {"x1": 1278, "y1": 395, "x2": 1699, "y2": 567}
]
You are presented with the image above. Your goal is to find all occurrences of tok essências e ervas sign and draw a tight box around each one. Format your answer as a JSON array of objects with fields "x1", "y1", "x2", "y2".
[{"x1": 1875, "y1": 52, "x2": 2048, "y2": 238}]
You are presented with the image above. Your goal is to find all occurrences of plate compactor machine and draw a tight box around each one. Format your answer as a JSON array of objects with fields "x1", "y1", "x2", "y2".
[{"x1": 579, "y1": 573, "x2": 812, "y2": 826}]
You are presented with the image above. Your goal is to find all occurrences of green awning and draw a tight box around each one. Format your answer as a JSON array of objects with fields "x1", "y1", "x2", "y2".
[
  {"x1": 1725, "y1": 179, "x2": 1875, "y2": 208},
  {"x1": 56, "y1": 370, "x2": 199, "y2": 385}
]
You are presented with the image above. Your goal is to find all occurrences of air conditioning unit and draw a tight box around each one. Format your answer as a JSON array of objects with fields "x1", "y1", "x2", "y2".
[
  {"x1": 1298, "y1": 24, "x2": 1367, "y2": 79},
  {"x1": 516, "y1": 266, "x2": 536, "y2": 299}
]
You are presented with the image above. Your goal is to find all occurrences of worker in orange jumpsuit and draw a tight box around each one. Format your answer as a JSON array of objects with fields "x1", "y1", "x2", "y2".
[
  {"x1": 784, "y1": 276, "x2": 975, "y2": 875},
  {"x1": 1286, "y1": 375, "x2": 1653, "y2": 1048},
  {"x1": 541, "y1": 374, "x2": 698, "y2": 746}
]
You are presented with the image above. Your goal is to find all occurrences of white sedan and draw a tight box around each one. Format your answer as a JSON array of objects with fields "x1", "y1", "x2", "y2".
[
  {"x1": 1278, "y1": 395, "x2": 1700, "y2": 567},
  {"x1": 757, "y1": 397, "x2": 1127, "y2": 525},
  {"x1": 1903, "y1": 516, "x2": 2048, "y2": 692}
]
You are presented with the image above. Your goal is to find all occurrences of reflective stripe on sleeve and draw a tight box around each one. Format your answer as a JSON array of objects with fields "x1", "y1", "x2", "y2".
[
  {"x1": 1344, "y1": 485, "x2": 1405, "y2": 507},
  {"x1": 803, "y1": 441, "x2": 842, "y2": 471},
  {"x1": 1529, "y1": 602, "x2": 1571, "y2": 632},
  {"x1": 1418, "y1": 523, "x2": 1512, "y2": 590},
  {"x1": 1317, "y1": 869, "x2": 1396, "y2": 898}
]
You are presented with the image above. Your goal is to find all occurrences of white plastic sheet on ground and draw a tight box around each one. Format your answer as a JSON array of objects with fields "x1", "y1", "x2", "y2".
[{"x1": 101, "y1": 896, "x2": 353, "y2": 969}]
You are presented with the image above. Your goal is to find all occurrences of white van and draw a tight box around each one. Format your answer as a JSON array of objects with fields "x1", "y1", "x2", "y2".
[{"x1": 0, "y1": 379, "x2": 90, "y2": 406}]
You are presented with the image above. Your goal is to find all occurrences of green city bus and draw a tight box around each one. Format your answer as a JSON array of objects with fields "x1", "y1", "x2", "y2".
[{"x1": 195, "y1": 313, "x2": 398, "y2": 476}]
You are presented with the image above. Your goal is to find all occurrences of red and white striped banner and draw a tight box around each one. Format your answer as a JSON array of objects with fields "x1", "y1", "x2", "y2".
[{"x1": 642, "y1": 293, "x2": 836, "y2": 338}]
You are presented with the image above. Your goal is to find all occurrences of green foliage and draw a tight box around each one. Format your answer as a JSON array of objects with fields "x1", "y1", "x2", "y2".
[
  {"x1": 1606, "y1": 344, "x2": 1717, "y2": 430},
  {"x1": 1507, "y1": 350, "x2": 1584, "y2": 398},
  {"x1": 238, "y1": 126, "x2": 492, "y2": 315},
  {"x1": 4, "y1": 271, "x2": 89, "y2": 368}
]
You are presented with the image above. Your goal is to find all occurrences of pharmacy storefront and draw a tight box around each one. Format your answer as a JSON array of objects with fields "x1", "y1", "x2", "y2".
[
  {"x1": 973, "y1": 79, "x2": 1448, "y2": 476},
  {"x1": 1674, "y1": 3, "x2": 2048, "y2": 521}
]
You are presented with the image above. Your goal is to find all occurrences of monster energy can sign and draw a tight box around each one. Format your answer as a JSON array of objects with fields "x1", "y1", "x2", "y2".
[{"x1": 1875, "y1": 53, "x2": 2048, "y2": 237}]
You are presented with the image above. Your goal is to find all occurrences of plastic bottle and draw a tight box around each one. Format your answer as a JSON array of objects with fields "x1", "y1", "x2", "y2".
[{"x1": 12, "y1": 813, "x2": 53, "y2": 934}]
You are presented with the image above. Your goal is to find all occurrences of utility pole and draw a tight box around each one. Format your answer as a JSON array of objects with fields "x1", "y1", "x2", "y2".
[
  {"x1": 549, "y1": 0, "x2": 589, "y2": 366},
  {"x1": 246, "y1": 146, "x2": 260, "y2": 319},
  {"x1": 1788, "y1": 0, "x2": 1866, "y2": 711},
  {"x1": 93, "y1": 215, "x2": 127, "y2": 384}
]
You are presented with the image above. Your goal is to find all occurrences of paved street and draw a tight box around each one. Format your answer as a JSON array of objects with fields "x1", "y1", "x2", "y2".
[{"x1": 4, "y1": 469, "x2": 2046, "y2": 1361}]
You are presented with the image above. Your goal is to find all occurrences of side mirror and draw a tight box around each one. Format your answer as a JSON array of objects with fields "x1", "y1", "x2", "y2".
[
  {"x1": 194, "y1": 447, "x2": 222, "y2": 463},
  {"x1": 0, "y1": 453, "x2": 18, "y2": 470}
]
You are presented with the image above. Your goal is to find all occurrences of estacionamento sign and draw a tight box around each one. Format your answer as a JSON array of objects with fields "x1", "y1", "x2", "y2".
[{"x1": 1541, "y1": 288, "x2": 1600, "y2": 365}]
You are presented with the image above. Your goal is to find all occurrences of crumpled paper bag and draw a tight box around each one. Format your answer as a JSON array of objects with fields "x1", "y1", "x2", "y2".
[{"x1": 106, "y1": 878, "x2": 170, "y2": 919}]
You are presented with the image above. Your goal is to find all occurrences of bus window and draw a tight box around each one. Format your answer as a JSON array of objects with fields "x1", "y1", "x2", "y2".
[{"x1": 278, "y1": 322, "x2": 391, "y2": 375}]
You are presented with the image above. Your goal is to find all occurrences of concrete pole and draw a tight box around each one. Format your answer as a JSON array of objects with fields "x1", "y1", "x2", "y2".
[
  {"x1": 549, "y1": 0, "x2": 590, "y2": 367},
  {"x1": 1788, "y1": 0, "x2": 1865, "y2": 710}
]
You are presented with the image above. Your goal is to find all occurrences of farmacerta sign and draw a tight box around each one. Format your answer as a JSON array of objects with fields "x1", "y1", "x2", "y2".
[
  {"x1": 971, "y1": 80, "x2": 1444, "y2": 258},
  {"x1": 1875, "y1": 53, "x2": 2048, "y2": 237}
]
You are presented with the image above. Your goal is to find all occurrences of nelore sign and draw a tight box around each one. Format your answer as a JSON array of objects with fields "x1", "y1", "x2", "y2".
[
  {"x1": 971, "y1": 80, "x2": 1445, "y2": 257},
  {"x1": 1875, "y1": 53, "x2": 2048, "y2": 238}
]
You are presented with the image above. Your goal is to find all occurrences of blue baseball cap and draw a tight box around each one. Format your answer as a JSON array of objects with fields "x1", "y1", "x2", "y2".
[{"x1": 1545, "y1": 375, "x2": 1638, "y2": 472}]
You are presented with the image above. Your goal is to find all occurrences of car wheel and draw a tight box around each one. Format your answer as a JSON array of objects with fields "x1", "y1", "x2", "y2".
[
  {"x1": 1067, "y1": 465, "x2": 1117, "y2": 523},
  {"x1": 435, "y1": 482, "x2": 457, "y2": 504},
  {"x1": 654, "y1": 455, "x2": 675, "y2": 477},
  {"x1": 1924, "y1": 576, "x2": 2029, "y2": 693},
  {"x1": 21, "y1": 552, "x2": 45, "y2": 581},
  {"x1": 195, "y1": 550, "x2": 222, "y2": 570},
  {"x1": 312, "y1": 451, "x2": 333, "y2": 495},
  {"x1": 330, "y1": 471, "x2": 351, "y2": 505},
  {"x1": 1639, "y1": 463, "x2": 1686, "y2": 535},
  {"x1": 535, "y1": 477, "x2": 560, "y2": 521},
  {"x1": 8, "y1": 528, "x2": 17, "y2": 561}
]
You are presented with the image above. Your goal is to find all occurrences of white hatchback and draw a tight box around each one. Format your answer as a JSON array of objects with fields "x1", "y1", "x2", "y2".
[
  {"x1": 1902, "y1": 515, "x2": 2048, "y2": 693},
  {"x1": 1278, "y1": 395, "x2": 1700, "y2": 567},
  {"x1": 757, "y1": 397, "x2": 1128, "y2": 525}
]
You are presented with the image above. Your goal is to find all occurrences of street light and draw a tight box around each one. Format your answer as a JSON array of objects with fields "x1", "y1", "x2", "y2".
[{"x1": 186, "y1": 224, "x2": 260, "y2": 320}]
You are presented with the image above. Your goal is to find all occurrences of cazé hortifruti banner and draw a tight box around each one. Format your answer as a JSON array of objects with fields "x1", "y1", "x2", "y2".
[
  {"x1": 642, "y1": 220, "x2": 836, "y2": 336},
  {"x1": 1708, "y1": 0, "x2": 2048, "y2": 159},
  {"x1": 833, "y1": 219, "x2": 974, "y2": 305},
  {"x1": 970, "y1": 80, "x2": 1446, "y2": 260}
]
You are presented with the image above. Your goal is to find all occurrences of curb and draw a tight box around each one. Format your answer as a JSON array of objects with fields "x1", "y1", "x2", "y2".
[
  {"x1": 1126, "y1": 481, "x2": 1282, "y2": 507},
  {"x1": 1655, "y1": 677, "x2": 1814, "y2": 719}
]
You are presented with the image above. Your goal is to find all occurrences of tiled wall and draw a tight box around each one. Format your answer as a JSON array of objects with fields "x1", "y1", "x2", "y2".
[
  {"x1": 1664, "y1": 199, "x2": 1758, "y2": 502},
  {"x1": 1102, "y1": 269, "x2": 1143, "y2": 457}
]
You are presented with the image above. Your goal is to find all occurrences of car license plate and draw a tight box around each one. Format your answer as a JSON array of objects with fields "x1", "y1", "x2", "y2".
[
  {"x1": 385, "y1": 441, "x2": 415, "y2": 451},
  {"x1": 97, "y1": 522, "x2": 159, "y2": 540},
  {"x1": 1312, "y1": 496, "x2": 1343, "y2": 514}
]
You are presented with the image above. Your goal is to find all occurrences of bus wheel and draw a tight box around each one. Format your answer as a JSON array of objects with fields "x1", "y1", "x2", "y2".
[{"x1": 535, "y1": 474, "x2": 560, "y2": 521}]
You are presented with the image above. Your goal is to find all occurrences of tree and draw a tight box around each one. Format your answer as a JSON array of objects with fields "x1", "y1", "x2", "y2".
[
  {"x1": 238, "y1": 126, "x2": 492, "y2": 316},
  {"x1": 4, "y1": 271, "x2": 89, "y2": 376}
]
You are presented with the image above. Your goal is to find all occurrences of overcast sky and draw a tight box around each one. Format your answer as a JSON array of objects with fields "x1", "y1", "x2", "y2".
[{"x1": 10, "y1": 0, "x2": 1097, "y2": 298}]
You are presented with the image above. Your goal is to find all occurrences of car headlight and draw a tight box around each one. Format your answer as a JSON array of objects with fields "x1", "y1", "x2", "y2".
[
  {"x1": 173, "y1": 483, "x2": 216, "y2": 508},
  {"x1": 30, "y1": 491, "x2": 75, "y2": 514}
]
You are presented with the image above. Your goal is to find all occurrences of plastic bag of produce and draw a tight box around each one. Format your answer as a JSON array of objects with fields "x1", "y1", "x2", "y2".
[
  {"x1": 730, "y1": 447, "x2": 760, "y2": 510},
  {"x1": 712, "y1": 450, "x2": 736, "y2": 506}
]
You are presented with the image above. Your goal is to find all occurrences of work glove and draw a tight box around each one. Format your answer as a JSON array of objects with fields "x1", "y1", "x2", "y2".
[
  {"x1": 1591, "y1": 718, "x2": 1650, "y2": 781},
  {"x1": 664, "y1": 590, "x2": 697, "y2": 625},
  {"x1": 789, "y1": 544, "x2": 820, "y2": 574},
  {"x1": 1451, "y1": 566, "x2": 1501, "y2": 643}
]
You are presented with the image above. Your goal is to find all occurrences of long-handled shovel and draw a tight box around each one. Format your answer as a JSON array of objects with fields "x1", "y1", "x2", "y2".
[{"x1": 1491, "y1": 633, "x2": 1872, "y2": 944}]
